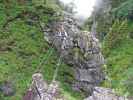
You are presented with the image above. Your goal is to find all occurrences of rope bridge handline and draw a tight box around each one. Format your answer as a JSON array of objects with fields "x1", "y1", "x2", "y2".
[
  {"x1": 52, "y1": 56, "x2": 62, "y2": 82},
  {"x1": 35, "y1": 39, "x2": 55, "y2": 73},
  {"x1": 28, "y1": 32, "x2": 63, "y2": 100},
  {"x1": 35, "y1": 28, "x2": 68, "y2": 82},
  {"x1": 23, "y1": 22, "x2": 70, "y2": 100}
]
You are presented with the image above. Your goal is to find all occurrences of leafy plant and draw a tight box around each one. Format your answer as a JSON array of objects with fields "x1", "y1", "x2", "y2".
[{"x1": 103, "y1": 19, "x2": 128, "y2": 56}]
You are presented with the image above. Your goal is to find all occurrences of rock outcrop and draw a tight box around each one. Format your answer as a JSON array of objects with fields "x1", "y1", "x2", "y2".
[
  {"x1": 23, "y1": 73, "x2": 63, "y2": 100},
  {"x1": 85, "y1": 87, "x2": 127, "y2": 100},
  {"x1": 43, "y1": 14, "x2": 105, "y2": 95},
  {"x1": 0, "y1": 81, "x2": 15, "y2": 96}
]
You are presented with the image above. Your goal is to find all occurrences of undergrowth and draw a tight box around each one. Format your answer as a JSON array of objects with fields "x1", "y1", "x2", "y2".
[{"x1": 0, "y1": 1, "x2": 83, "y2": 100}]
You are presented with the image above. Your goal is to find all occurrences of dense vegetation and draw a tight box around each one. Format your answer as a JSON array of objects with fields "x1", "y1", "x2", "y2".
[
  {"x1": 85, "y1": 0, "x2": 133, "y2": 97},
  {"x1": 0, "y1": 0, "x2": 83, "y2": 100},
  {"x1": 0, "y1": 0, "x2": 133, "y2": 99}
]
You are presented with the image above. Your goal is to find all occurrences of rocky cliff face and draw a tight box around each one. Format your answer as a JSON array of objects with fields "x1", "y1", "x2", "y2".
[{"x1": 43, "y1": 14, "x2": 105, "y2": 95}]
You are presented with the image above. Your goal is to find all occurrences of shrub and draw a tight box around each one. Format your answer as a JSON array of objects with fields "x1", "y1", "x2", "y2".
[{"x1": 103, "y1": 19, "x2": 128, "y2": 56}]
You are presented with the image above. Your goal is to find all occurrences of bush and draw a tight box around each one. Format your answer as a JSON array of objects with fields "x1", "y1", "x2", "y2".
[{"x1": 103, "y1": 19, "x2": 128, "y2": 56}]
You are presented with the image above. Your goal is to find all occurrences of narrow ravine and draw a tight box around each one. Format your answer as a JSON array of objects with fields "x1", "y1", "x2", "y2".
[
  {"x1": 26, "y1": 12, "x2": 128, "y2": 100},
  {"x1": 40, "y1": 13, "x2": 104, "y2": 99},
  {"x1": 0, "y1": 0, "x2": 132, "y2": 100}
]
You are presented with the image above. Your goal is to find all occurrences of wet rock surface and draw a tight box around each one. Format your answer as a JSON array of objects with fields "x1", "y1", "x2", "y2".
[{"x1": 44, "y1": 14, "x2": 105, "y2": 95}]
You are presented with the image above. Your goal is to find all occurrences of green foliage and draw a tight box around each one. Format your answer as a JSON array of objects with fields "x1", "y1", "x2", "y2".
[
  {"x1": 0, "y1": 0, "x2": 60, "y2": 28},
  {"x1": 83, "y1": 17, "x2": 93, "y2": 31},
  {"x1": 0, "y1": 19, "x2": 47, "y2": 99},
  {"x1": 85, "y1": 0, "x2": 133, "y2": 97},
  {"x1": 84, "y1": 0, "x2": 133, "y2": 41},
  {"x1": 111, "y1": 0, "x2": 125, "y2": 8},
  {"x1": 112, "y1": 0, "x2": 133, "y2": 18},
  {"x1": 103, "y1": 38, "x2": 133, "y2": 96},
  {"x1": 0, "y1": 1, "x2": 83, "y2": 100},
  {"x1": 103, "y1": 19, "x2": 128, "y2": 56}
]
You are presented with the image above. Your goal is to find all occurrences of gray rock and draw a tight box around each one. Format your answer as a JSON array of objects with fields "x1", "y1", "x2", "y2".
[
  {"x1": 24, "y1": 73, "x2": 64, "y2": 100},
  {"x1": 85, "y1": 87, "x2": 127, "y2": 100},
  {"x1": 0, "y1": 81, "x2": 15, "y2": 96},
  {"x1": 43, "y1": 14, "x2": 105, "y2": 94}
]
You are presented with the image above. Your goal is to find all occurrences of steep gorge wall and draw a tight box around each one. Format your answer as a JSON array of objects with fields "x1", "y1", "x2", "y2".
[{"x1": 43, "y1": 14, "x2": 105, "y2": 95}]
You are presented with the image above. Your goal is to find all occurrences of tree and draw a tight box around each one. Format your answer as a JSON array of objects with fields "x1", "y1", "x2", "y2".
[
  {"x1": 64, "y1": 2, "x2": 76, "y2": 14},
  {"x1": 103, "y1": 19, "x2": 128, "y2": 56}
]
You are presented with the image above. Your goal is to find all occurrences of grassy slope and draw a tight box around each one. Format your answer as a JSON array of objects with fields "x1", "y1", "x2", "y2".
[
  {"x1": 102, "y1": 20, "x2": 133, "y2": 96},
  {"x1": 0, "y1": 1, "x2": 83, "y2": 100},
  {"x1": 99, "y1": 0, "x2": 133, "y2": 96}
]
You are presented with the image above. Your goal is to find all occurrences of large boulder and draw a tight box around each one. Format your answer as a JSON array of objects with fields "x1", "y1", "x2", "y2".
[{"x1": 23, "y1": 73, "x2": 63, "y2": 100}]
